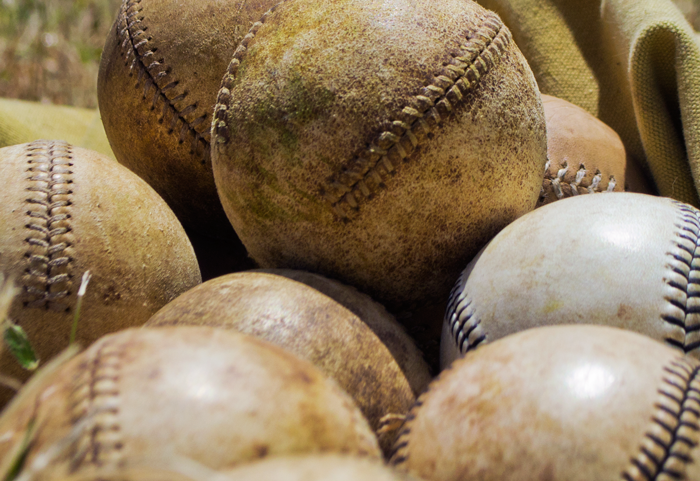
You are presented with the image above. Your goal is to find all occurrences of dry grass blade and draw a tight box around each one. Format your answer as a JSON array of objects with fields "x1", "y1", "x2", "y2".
[{"x1": 0, "y1": 273, "x2": 19, "y2": 332}]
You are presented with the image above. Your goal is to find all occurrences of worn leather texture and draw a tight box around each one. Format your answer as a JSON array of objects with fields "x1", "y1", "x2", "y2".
[
  {"x1": 476, "y1": 0, "x2": 700, "y2": 207},
  {"x1": 537, "y1": 94, "x2": 628, "y2": 206},
  {"x1": 98, "y1": 0, "x2": 278, "y2": 238},
  {"x1": 393, "y1": 325, "x2": 700, "y2": 481},
  {"x1": 0, "y1": 140, "x2": 201, "y2": 408},
  {"x1": 0, "y1": 327, "x2": 381, "y2": 478},
  {"x1": 145, "y1": 270, "x2": 431, "y2": 454},
  {"x1": 212, "y1": 0, "x2": 547, "y2": 311}
]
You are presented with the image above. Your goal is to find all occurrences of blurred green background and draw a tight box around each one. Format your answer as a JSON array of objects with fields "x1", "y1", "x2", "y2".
[
  {"x1": 0, "y1": 0, "x2": 120, "y2": 108},
  {"x1": 0, "y1": 0, "x2": 697, "y2": 110}
]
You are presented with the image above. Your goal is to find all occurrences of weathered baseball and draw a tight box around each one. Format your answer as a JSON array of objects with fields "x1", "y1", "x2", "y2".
[
  {"x1": 441, "y1": 192, "x2": 700, "y2": 367},
  {"x1": 0, "y1": 327, "x2": 380, "y2": 479},
  {"x1": 537, "y1": 94, "x2": 626, "y2": 206},
  {"x1": 268, "y1": 269, "x2": 445, "y2": 376},
  {"x1": 211, "y1": 0, "x2": 547, "y2": 310},
  {"x1": 393, "y1": 325, "x2": 700, "y2": 481},
  {"x1": 255, "y1": 268, "x2": 433, "y2": 383},
  {"x1": 219, "y1": 454, "x2": 421, "y2": 481},
  {"x1": 0, "y1": 140, "x2": 200, "y2": 405},
  {"x1": 98, "y1": 0, "x2": 277, "y2": 238},
  {"x1": 145, "y1": 270, "x2": 431, "y2": 453}
]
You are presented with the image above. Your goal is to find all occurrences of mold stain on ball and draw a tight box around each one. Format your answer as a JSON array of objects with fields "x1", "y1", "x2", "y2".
[{"x1": 211, "y1": 0, "x2": 547, "y2": 312}]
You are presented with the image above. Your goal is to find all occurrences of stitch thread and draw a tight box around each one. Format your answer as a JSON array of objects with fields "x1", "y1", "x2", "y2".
[
  {"x1": 320, "y1": 13, "x2": 511, "y2": 220},
  {"x1": 67, "y1": 339, "x2": 125, "y2": 471},
  {"x1": 662, "y1": 202, "x2": 700, "y2": 356},
  {"x1": 623, "y1": 357, "x2": 700, "y2": 481},
  {"x1": 21, "y1": 140, "x2": 75, "y2": 312},
  {"x1": 213, "y1": 4, "x2": 280, "y2": 145},
  {"x1": 389, "y1": 358, "x2": 459, "y2": 467},
  {"x1": 444, "y1": 268, "x2": 487, "y2": 355},
  {"x1": 118, "y1": 0, "x2": 209, "y2": 163},
  {"x1": 539, "y1": 160, "x2": 616, "y2": 204},
  {"x1": 212, "y1": 8, "x2": 513, "y2": 219}
]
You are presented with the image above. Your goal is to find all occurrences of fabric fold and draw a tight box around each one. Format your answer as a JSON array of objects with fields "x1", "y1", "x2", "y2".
[{"x1": 478, "y1": 0, "x2": 700, "y2": 206}]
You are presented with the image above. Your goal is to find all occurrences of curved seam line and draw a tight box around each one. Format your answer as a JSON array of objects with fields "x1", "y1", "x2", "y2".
[
  {"x1": 212, "y1": 7, "x2": 513, "y2": 220},
  {"x1": 622, "y1": 358, "x2": 700, "y2": 481},
  {"x1": 118, "y1": 0, "x2": 210, "y2": 164},
  {"x1": 320, "y1": 12, "x2": 511, "y2": 219},
  {"x1": 663, "y1": 201, "x2": 700, "y2": 354},
  {"x1": 22, "y1": 140, "x2": 74, "y2": 311},
  {"x1": 67, "y1": 339, "x2": 125, "y2": 471},
  {"x1": 445, "y1": 271, "x2": 486, "y2": 355},
  {"x1": 540, "y1": 159, "x2": 616, "y2": 202}
]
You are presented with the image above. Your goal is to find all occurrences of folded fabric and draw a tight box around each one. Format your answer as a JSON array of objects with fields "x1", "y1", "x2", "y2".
[
  {"x1": 0, "y1": 97, "x2": 114, "y2": 159},
  {"x1": 477, "y1": 0, "x2": 700, "y2": 207}
]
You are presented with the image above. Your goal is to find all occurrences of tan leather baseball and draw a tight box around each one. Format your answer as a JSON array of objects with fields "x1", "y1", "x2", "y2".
[
  {"x1": 0, "y1": 327, "x2": 380, "y2": 479},
  {"x1": 537, "y1": 94, "x2": 626, "y2": 206},
  {"x1": 254, "y1": 268, "x2": 433, "y2": 388},
  {"x1": 394, "y1": 325, "x2": 700, "y2": 481},
  {"x1": 0, "y1": 140, "x2": 200, "y2": 406},
  {"x1": 441, "y1": 192, "x2": 700, "y2": 368},
  {"x1": 145, "y1": 270, "x2": 431, "y2": 453},
  {"x1": 211, "y1": 0, "x2": 547, "y2": 311},
  {"x1": 98, "y1": 0, "x2": 277, "y2": 238}
]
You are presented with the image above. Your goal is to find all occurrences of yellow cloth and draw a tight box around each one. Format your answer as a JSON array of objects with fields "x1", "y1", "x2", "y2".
[
  {"x1": 477, "y1": 0, "x2": 700, "y2": 206},
  {"x1": 0, "y1": 98, "x2": 114, "y2": 160}
]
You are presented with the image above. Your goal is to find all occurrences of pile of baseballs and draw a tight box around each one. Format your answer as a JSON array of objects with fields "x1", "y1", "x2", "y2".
[{"x1": 0, "y1": 0, "x2": 694, "y2": 480}]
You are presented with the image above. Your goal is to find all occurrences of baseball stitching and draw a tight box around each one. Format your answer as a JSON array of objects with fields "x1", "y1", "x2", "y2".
[
  {"x1": 623, "y1": 357, "x2": 700, "y2": 481},
  {"x1": 388, "y1": 398, "x2": 422, "y2": 466},
  {"x1": 118, "y1": 0, "x2": 210, "y2": 164},
  {"x1": 538, "y1": 160, "x2": 617, "y2": 205},
  {"x1": 320, "y1": 12, "x2": 511, "y2": 219},
  {"x1": 391, "y1": 356, "x2": 700, "y2": 477},
  {"x1": 21, "y1": 140, "x2": 75, "y2": 312},
  {"x1": 67, "y1": 339, "x2": 125, "y2": 471},
  {"x1": 388, "y1": 359, "x2": 460, "y2": 467},
  {"x1": 212, "y1": 3, "x2": 282, "y2": 144},
  {"x1": 662, "y1": 202, "x2": 700, "y2": 356},
  {"x1": 212, "y1": 8, "x2": 513, "y2": 219},
  {"x1": 445, "y1": 267, "x2": 487, "y2": 355}
]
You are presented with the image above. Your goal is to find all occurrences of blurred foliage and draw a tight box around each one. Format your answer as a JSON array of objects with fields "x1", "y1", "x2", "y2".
[
  {"x1": 0, "y1": 0, "x2": 696, "y2": 109},
  {"x1": 0, "y1": 0, "x2": 120, "y2": 108}
]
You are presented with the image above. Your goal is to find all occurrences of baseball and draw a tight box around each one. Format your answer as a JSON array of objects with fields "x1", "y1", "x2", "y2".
[
  {"x1": 537, "y1": 94, "x2": 626, "y2": 206},
  {"x1": 441, "y1": 192, "x2": 700, "y2": 367},
  {"x1": 254, "y1": 268, "x2": 433, "y2": 386},
  {"x1": 98, "y1": 0, "x2": 278, "y2": 238},
  {"x1": 144, "y1": 270, "x2": 430, "y2": 453},
  {"x1": 0, "y1": 140, "x2": 200, "y2": 406},
  {"x1": 211, "y1": 0, "x2": 547, "y2": 311},
  {"x1": 394, "y1": 325, "x2": 700, "y2": 481},
  {"x1": 0, "y1": 327, "x2": 380, "y2": 479}
]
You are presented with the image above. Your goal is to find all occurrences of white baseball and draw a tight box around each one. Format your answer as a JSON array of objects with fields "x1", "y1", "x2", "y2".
[{"x1": 441, "y1": 192, "x2": 700, "y2": 367}]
